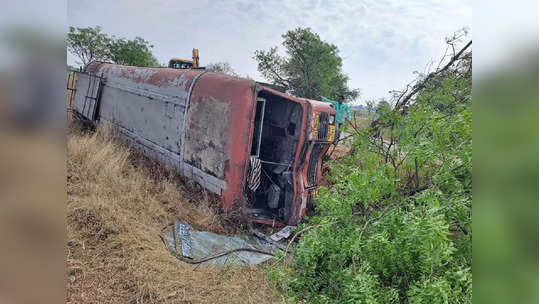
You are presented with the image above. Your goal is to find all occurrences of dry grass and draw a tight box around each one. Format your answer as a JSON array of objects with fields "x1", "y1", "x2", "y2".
[{"x1": 66, "y1": 123, "x2": 278, "y2": 303}]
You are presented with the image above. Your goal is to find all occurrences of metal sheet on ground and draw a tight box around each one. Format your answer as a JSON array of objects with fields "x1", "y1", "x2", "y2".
[{"x1": 164, "y1": 223, "x2": 280, "y2": 266}]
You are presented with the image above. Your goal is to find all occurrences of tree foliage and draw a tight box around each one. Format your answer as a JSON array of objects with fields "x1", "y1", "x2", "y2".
[
  {"x1": 67, "y1": 26, "x2": 111, "y2": 68},
  {"x1": 269, "y1": 39, "x2": 472, "y2": 304},
  {"x1": 109, "y1": 36, "x2": 159, "y2": 67},
  {"x1": 67, "y1": 26, "x2": 159, "y2": 69},
  {"x1": 254, "y1": 28, "x2": 359, "y2": 100},
  {"x1": 205, "y1": 61, "x2": 238, "y2": 76}
]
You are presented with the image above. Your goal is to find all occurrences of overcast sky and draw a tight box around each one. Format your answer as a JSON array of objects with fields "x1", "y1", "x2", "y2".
[{"x1": 68, "y1": 0, "x2": 472, "y2": 104}]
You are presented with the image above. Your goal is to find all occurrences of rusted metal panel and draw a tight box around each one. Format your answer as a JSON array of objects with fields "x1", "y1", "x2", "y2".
[
  {"x1": 78, "y1": 64, "x2": 258, "y2": 206},
  {"x1": 186, "y1": 73, "x2": 257, "y2": 210},
  {"x1": 183, "y1": 95, "x2": 232, "y2": 179},
  {"x1": 83, "y1": 62, "x2": 202, "y2": 173}
]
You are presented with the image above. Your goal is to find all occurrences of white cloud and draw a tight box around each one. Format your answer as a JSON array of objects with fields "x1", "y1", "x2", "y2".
[{"x1": 68, "y1": 0, "x2": 471, "y2": 104}]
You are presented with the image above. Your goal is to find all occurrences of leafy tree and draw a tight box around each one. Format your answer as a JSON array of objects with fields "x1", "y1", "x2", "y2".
[
  {"x1": 376, "y1": 99, "x2": 391, "y2": 116},
  {"x1": 109, "y1": 37, "x2": 159, "y2": 67},
  {"x1": 205, "y1": 61, "x2": 238, "y2": 76},
  {"x1": 376, "y1": 99, "x2": 390, "y2": 110},
  {"x1": 254, "y1": 27, "x2": 359, "y2": 100},
  {"x1": 67, "y1": 26, "x2": 111, "y2": 69},
  {"x1": 67, "y1": 26, "x2": 159, "y2": 68}
]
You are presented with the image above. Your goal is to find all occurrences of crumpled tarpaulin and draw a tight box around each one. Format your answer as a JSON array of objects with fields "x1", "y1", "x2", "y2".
[{"x1": 163, "y1": 221, "x2": 287, "y2": 266}]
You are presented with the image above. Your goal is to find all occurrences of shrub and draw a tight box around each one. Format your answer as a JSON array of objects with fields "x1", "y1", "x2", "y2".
[{"x1": 270, "y1": 47, "x2": 472, "y2": 303}]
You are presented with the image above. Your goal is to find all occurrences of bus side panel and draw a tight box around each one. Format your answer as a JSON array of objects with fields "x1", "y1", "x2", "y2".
[{"x1": 81, "y1": 65, "x2": 197, "y2": 171}]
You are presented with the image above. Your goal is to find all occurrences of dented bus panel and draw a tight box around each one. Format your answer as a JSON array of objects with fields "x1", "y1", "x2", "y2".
[{"x1": 72, "y1": 62, "x2": 336, "y2": 226}]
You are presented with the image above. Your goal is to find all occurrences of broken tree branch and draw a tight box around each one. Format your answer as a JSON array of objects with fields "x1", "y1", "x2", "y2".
[{"x1": 394, "y1": 40, "x2": 471, "y2": 110}]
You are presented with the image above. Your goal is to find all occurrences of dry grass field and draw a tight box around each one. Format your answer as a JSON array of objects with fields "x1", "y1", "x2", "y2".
[{"x1": 66, "y1": 123, "x2": 278, "y2": 303}]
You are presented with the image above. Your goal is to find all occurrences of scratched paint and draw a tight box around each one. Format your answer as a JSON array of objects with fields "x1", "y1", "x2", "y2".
[{"x1": 183, "y1": 96, "x2": 231, "y2": 179}]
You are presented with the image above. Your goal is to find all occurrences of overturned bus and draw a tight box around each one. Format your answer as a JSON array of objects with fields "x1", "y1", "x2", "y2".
[{"x1": 68, "y1": 62, "x2": 336, "y2": 226}]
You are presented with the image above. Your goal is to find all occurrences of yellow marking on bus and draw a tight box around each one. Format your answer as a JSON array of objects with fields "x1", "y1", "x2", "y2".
[
  {"x1": 312, "y1": 114, "x2": 320, "y2": 138},
  {"x1": 328, "y1": 125, "x2": 336, "y2": 142}
]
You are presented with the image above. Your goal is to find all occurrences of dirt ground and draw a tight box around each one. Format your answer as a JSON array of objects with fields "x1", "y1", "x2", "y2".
[
  {"x1": 66, "y1": 123, "x2": 278, "y2": 304},
  {"x1": 327, "y1": 143, "x2": 352, "y2": 160}
]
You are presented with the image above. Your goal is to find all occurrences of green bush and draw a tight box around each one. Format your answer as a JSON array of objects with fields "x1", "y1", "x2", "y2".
[{"x1": 269, "y1": 49, "x2": 472, "y2": 303}]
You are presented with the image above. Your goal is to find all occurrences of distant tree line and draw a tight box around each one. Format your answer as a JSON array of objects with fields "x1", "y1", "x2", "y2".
[{"x1": 205, "y1": 62, "x2": 238, "y2": 76}]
